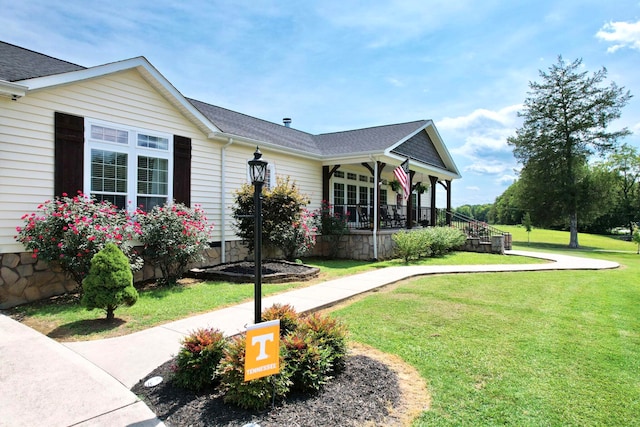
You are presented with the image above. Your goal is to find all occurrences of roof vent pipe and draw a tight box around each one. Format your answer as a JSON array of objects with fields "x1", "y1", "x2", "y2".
[{"x1": 283, "y1": 118, "x2": 292, "y2": 128}]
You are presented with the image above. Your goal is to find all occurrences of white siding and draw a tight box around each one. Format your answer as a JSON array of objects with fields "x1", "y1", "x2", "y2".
[{"x1": 1, "y1": 69, "x2": 326, "y2": 253}]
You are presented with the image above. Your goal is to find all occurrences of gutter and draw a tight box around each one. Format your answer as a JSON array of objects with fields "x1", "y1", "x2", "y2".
[
  {"x1": 0, "y1": 80, "x2": 27, "y2": 100},
  {"x1": 220, "y1": 138, "x2": 234, "y2": 263}
]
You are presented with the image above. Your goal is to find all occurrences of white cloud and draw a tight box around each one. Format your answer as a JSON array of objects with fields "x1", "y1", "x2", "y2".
[
  {"x1": 596, "y1": 20, "x2": 640, "y2": 53},
  {"x1": 438, "y1": 105, "x2": 522, "y2": 131},
  {"x1": 465, "y1": 160, "x2": 511, "y2": 175}
]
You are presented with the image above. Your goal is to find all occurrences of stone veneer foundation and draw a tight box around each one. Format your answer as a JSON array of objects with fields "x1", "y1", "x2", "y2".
[
  {"x1": 0, "y1": 241, "x2": 249, "y2": 309},
  {"x1": 312, "y1": 229, "x2": 509, "y2": 261},
  {"x1": 1, "y1": 231, "x2": 510, "y2": 309}
]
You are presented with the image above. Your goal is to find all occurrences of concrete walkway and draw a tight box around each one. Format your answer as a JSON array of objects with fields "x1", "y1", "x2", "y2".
[{"x1": 0, "y1": 250, "x2": 619, "y2": 426}]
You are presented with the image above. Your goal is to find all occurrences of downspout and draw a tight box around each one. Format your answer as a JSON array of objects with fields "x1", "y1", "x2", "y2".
[
  {"x1": 372, "y1": 156, "x2": 378, "y2": 260},
  {"x1": 220, "y1": 138, "x2": 234, "y2": 263}
]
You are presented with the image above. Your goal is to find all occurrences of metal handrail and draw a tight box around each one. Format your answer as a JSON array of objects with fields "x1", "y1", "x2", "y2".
[{"x1": 445, "y1": 210, "x2": 506, "y2": 242}]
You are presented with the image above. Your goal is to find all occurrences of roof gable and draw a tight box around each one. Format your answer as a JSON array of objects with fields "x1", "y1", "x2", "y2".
[{"x1": 391, "y1": 129, "x2": 446, "y2": 169}]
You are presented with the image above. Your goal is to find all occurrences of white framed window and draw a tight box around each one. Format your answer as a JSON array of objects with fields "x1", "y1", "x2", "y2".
[{"x1": 84, "y1": 118, "x2": 173, "y2": 211}]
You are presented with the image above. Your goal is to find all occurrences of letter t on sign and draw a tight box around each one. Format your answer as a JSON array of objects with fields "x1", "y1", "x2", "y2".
[{"x1": 244, "y1": 319, "x2": 281, "y2": 381}]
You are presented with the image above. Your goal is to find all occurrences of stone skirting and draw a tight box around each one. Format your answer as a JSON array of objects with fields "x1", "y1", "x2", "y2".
[
  {"x1": 312, "y1": 229, "x2": 398, "y2": 260},
  {"x1": 0, "y1": 241, "x2": 249, "y2": 309},
  {"x1": 313, "y1": 230, "x2": 508, "y2": 260}
]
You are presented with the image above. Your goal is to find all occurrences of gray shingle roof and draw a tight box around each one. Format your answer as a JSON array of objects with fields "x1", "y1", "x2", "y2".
[
  {"x1": 314, "y1": 121, "x2": 428, "y2": 156},
  {"x1": 189, "y1": 98, "x2": 430, "y2": 158},
  {"x1": 187, "y1": 98, "x2": 321, "y2": 155},
  {"x1": 0, "y1": 41, "x2": 85, "y2": 82},
  {"x1": 2, "y1": 41, "x2": 454, "y2": 173}
]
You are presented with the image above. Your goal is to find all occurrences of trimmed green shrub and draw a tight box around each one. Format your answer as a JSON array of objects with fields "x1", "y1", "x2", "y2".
[
  {"x1": 426, "y1": 227, "x2": 467, "y2": 256},
  {"x1": 283, "y1": 330, "x2": 333, "y2": 392},
  {"x1": 217, "y1": 335, "x2": 292, "y2": 411},
  {"x1": 172, "y1": 328, "x2": 226, "y2": 391},
  {"x1": 81, "y1": 243, "x2": 138, "y2": 320},
  {"x1": 261, "y1": 303, "x2": 300, "y2": 336},
  {"x1": 298, "y1": 312, "x2": 348, "y2": 374},
  {"x1": 393, "y1": 229, "x2": 431, "y2": 262}
]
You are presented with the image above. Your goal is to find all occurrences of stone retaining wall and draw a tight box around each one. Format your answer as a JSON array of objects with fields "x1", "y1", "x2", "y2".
[{"x1": 0, "y1": 241, "x2": 249, "y2": 309}]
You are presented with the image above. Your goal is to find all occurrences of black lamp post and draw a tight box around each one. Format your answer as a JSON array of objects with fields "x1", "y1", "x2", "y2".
[{"x1": 248, "y1": 146, "x2": 268, "y2": 324}]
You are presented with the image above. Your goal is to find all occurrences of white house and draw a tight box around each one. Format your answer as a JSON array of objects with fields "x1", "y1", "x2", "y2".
[{"x1": 0, "y1": 41, "x2": 460, "y2": 308}]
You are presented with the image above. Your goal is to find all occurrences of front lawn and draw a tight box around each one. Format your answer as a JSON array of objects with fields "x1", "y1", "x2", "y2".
[
  {"x1": 331, "y1": 231, "x2": 640, "y2": 426},
  {"x1": 7, "y1": 251, "x2": 536, "y2": 341}
]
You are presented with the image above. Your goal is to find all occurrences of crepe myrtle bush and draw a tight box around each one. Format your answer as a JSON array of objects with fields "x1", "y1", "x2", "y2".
[
  {"x1": 271, "y1": 208, "x2": 317, "y2": 260},
  {"x1": 81, "y1": 243, "x2": 138, "y2": 320},
  {"x1": 232, "y1": 176, "x2": 312, "y2": 256},
  {"x1": 137, "y1": 202, "x2": 213, "y2": 285},
  {"x1": 15, "y1": 192, "x2": 142, "y2": 288}
]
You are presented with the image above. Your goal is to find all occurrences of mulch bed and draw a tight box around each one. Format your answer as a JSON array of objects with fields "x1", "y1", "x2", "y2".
[
  {"x1": 132, "y1": 353, "x2": 403, "y2": 427},
  {"x1": 188, "y1": 260, "x2": 320, "y2": 284}
]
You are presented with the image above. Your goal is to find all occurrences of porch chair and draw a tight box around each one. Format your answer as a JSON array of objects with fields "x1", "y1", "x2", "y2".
[
  {"x1": 356, "y1": 205, "x2": 370, "y2": 229},
  {"x1": 380, "y1": 206, "x2": 393, "y2": 228},
  {"x1": 392, "y1": 207, "x2": 406, "y2": 227}
]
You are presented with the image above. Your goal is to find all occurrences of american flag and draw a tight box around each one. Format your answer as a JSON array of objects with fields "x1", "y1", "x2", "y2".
[{"x1": 393, "y1": 159, "x2": 410, "y2": 201}]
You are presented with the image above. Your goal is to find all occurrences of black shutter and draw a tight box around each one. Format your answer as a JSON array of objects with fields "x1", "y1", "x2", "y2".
[
  {"x1": 54, "y1": 112, "x2": 84, "y2": 197},
  {"x1": 173, "y1": 135, "x2": 191, "y2": 206}
]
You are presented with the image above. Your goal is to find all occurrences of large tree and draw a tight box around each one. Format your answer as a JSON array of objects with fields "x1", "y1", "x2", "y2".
[{"x1": 508, "y1": 56, "x2": 632, "y2": 248}]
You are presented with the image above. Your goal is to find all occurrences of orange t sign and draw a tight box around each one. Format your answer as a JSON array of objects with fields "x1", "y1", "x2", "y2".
[{"x1": 244, "y1": 319, "x2": 280, "y2": 381}]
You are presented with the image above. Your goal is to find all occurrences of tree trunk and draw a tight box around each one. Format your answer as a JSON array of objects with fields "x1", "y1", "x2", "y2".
[
  {"x1": 569, "y1": 212, "x2": 579, "y2": 248},
  {"x1": 106, "y1": 307, "x2": 115, "y2": 321}
]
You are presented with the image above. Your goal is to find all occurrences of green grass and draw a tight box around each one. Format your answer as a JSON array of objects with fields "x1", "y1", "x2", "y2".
[
  {"x1": 9, "y1": 251, "x2": 539, "y2": 341},
  {"x1": 499, "y1": 224, "x2": 637, "y2": 252},
  {"x1": 330, "y1": 230, "x2": 640, "y2": 426}
]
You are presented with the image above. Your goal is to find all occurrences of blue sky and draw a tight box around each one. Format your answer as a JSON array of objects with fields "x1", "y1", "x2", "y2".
[{"x1": 2, "y1": 1, "x2": 639, "y2": 207}]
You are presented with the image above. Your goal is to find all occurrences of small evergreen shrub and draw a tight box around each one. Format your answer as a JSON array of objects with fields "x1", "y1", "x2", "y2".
[
  {"x1": 172, "y1": 328, "x2": 226, "y2": 391},
  {"x1": 81, "y1": 243, "x2": 138, "y2": 320},
  {"x1": 217, "y1": 335, "x2": 292, "y2": 411},
  {"x1": 298, "y1": 312, "x2": 348, "y2": 373},
  {"x1": 261, "y1": 303, "x2": 299, "y2": 336},
  {"x1": 283, "y1": 330, "x2": 333, "y2": 392}
]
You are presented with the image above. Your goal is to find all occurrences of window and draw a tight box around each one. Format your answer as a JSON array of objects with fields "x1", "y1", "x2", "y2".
[
  {"x1": 359, "y1": 186, "x2": 369, "y2": 206},
  {"x1": 347, "y1": 184, "x2": 357, "y2": 205},
  {"x1": 380, "y1": 189, "x2": 388, "y2": 205},
  {"x1": 334, "y1": 170, "x2": 344, "y2": 178},
  {"x1": 347, "y1": 172, "x2": 357, "y2": 181},
  {"x1": 85, "y1": 119, "x2": 172, "y2": 211}
]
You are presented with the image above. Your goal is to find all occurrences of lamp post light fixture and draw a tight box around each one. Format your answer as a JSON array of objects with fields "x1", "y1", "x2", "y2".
[{"x1": 248, "y1": 146, "x2": 268, "y2": 324}]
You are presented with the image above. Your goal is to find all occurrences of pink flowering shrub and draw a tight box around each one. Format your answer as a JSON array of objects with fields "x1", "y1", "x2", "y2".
[
  {"x1": 271, "y1": 209, "x2": 317, "y2": 260},
  {"x1": 15, "y1": 192, "x2": 142, "y2": 288},
  {"x1": 137, "y1": 202, "x2": 213, "y2": 285}
]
